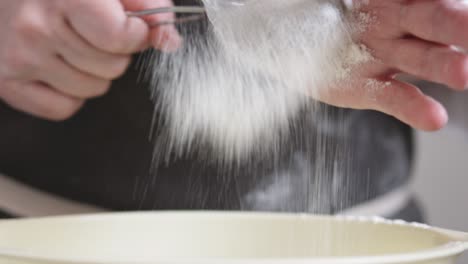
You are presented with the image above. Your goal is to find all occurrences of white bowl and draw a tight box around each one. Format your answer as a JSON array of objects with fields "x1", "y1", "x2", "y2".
[{"x1": 0, "y1": 212, "x2": 466, "y2": 264}]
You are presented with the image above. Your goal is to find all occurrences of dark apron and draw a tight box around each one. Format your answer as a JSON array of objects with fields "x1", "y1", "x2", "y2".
[{"x1": 0, "y1": 0, "x2": 417, "y2": 221}]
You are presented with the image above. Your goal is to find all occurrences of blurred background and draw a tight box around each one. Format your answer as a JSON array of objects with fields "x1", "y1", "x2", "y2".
[{"x1": 413, "y1": 127, "x2": 468, "y2": 263}]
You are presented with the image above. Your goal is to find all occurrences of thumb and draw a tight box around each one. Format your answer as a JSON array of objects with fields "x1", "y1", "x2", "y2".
[{"x1": 121, "y1": 0, "x2": 182, "y2": 52}]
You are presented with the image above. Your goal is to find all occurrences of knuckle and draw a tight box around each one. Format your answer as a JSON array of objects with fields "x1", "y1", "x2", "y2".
[
  {"x1": 66, "y1": 0, "x2": 94, "y2": 14},
  {"x1": 2, "y1": 3, "x2": 51, "y2": 78},
  {"x1": 82, "y1": 3, "x2": 125, "y2": 51},
  {"x1": 13, "y1": 6, "x2": 47, "y2": 39},
  {"x1": 0, "y1": 81, "x2": 14, "y2": 99},
  {"x1": 88, "y1": 80, "x2": 111, "y2": 98},
  {"x1": 45, "y1": 99, "x2": 84, "y2": 121},
  {"x1": 448, "y1": 55, "x2": 468, "y2": 90},
  {"x1": 417, "y1": 45, "x2": 434, "y2": 77},
  {"x1": 106, "y1": 56, "x2": 131, "y2": 79},
  {"x1": 3, "y1": 49, "x2": 34, "y2": 77},
  {"x1": 104, "y1": 29, "x2": 127, "y2": 52}
]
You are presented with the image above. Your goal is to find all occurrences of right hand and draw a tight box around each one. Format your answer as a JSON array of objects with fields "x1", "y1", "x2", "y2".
[
  {"x1": 0, "y1": 0, "x2": 181, "y2": 121},
  {"x1": 317, "y1": 0, "x2": 468, "y2": 131}
]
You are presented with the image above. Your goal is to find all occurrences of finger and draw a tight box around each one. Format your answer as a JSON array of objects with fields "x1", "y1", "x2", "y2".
[
  {"x1": 373, "y1": 38, "x2": 468, "y2": 90},
  {"x1": 54, "y1": 19, "x2": 131, "y2": 79},
  {"x1": 38, "y1": 56, "x2": 111, "y2": 99},
  {"x1": 0, "y1": 80, "x2": 84, "y2": 121},
  {"x1": 355, "y1": 0, "x2": 404, "y2": 40},
  {"x1": 151, "y1": 26, "x2": 183, "y2": 52},
  {"x1": 400, "y1": 0, "x2": 468, "y2": 49},
  {"x1": 372, "y1": 79, "x2": 448, "y2": 131},
  {"x1": 120, "y1": 0, "x2": 182, "y2": 51},
  {"x1": 321, "y1": 79, "x2": 448, "y2": 131},
  {"x1": 64, "y1": 0, "x2": 149, "y2": 54}
]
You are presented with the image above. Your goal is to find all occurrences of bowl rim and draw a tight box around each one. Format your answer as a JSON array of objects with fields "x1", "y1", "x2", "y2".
[{"x1": 0, "y1": 211, "x2": 467, "y2": 264}]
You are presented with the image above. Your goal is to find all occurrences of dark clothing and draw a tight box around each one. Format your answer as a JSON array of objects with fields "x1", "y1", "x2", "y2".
[
  {"x1": 0, "y1": 58, "x2": 414, "y2": 214},
  {"x1": 0, "y1": 211, "x2": 12, "y2": 219},
  {"x1": 0, "y1": 198, "x2": 424, "y2": 223},
  {"x1": 0, "y1": 0, "x2": 414, "y2": 215}
]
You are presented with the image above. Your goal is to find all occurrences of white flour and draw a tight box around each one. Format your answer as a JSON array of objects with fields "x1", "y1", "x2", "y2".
[{"x1": 149, "y1": 0, "x2": 371, "y2": 164}]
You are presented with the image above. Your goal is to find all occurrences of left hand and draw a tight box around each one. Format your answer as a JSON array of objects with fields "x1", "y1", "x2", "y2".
[
  {"x1": 0, "y1": 0, "x2": 181, "y2": 121},
  {"x1": 126, "y1": 0, "x2": 182, "y2": 51}
]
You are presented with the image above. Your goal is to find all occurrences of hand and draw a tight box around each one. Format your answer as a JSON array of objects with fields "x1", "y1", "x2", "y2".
[
  {"x1": 319, "y1": 0, "x2": 468, "y2": 131},
  {"x1": 0, "y1": 0, "x2": 181, "y2": 121}
]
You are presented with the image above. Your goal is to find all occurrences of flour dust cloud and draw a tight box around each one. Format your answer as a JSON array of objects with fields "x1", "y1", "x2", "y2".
[{"x1": 147, "y1": 0, "x2": 365, "y2": 165}]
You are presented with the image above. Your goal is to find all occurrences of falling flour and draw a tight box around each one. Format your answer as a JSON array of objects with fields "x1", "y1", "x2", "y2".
[{"x1": 149, "y1": 0, "x2": 371, "y2": 164}]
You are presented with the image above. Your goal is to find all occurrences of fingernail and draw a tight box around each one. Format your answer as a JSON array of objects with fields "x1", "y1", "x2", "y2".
[
  {"x1": 167, "y1": 28, "x2": 183, "y2": 51},
  {"x1": 164, "y1": 27, "x2": 183, "y2": 52},
  {"x1": 153, "y1": 26, "x2": 183, "y2": 52}
]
